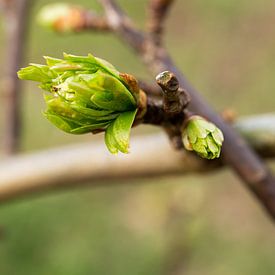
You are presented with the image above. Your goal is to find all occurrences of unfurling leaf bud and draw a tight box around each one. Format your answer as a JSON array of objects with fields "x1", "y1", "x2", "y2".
[
  {"x1": 18, "y1": 53, "x2": 143, "y2": 154},
  {"x1": 182, "y1": 116, "x2": 224, "y2": 159},
  {"x1": 37, "y1": 3, "x2": 85, "y2": 33}
]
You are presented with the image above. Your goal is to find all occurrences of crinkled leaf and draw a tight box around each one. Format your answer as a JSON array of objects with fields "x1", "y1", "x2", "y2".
[
  {"x1": 64, "y1": 53, "x2": 97, "y2": 65},
  {"x1": 91, "y1": 91, "x2": 134, "y2": 112},
  {"x1": 45, "y1": 95, "x2": 95, "y2": 124},
  {"x1": 45, "y1": 110, "x2": 111, "y2": 134},
  {"x1": 17, "y1": 64, "x2": 56, "y2": 82},
  {"x1": 44, "y1": 113, "x2": 82, "y2": 134},
  {"x1": 206, "y1": 135, "x2": 219, "y2": 155},
  {"x1": 39, "y1": 82, "x2": 53, "y2": 92},
  {"x1": 192, "y1": 138, "x2": 208, "y2": 156},
  {"x1": 66, "y1": 71, "x2": 137, "y2": 110},
  {"x1": 95, "y1": 56, "x2": 120, "y2": 78},
  {"x1": 70, "y1": 104, "x2": 114, "y2": 117},
  {"x1": 197, "y1": 118, "x2": 216, "y2": 132},
  {"x1": 85, "y1": 70, "x2": 136, "y2": 106},
  {"x1": 187, "y1": 120, "x2": 207, "y2": 143},
  {"x1": 50, "y1": 63, "x2": 84, "y2": 72},
  {"x1": 57, "y1": 71, "x2": 76, "y2": 82},
  {"x1": 71, "y1": 122, "x2": 110, "y2": 134},
  {"x1": 66, "y1": 77, "x2": 94, "y2": 94},
  {"x1": 45, "y1": 95, "x2": 79, "y2": 119},
  {"x1": 63, "y1": 53, "x2": 100, "y2": 72},
  {"x1": 44, "y1": 56, "x2": 63, "y2": 66},
  {"x1": 70, "y1": 104, "x2": 118, "y2": 121},
  {"x1": 212, "y1": 128, "x2": 224, "y2": 146},
  {"x1": 64, "y1": 53, "x2": 120, "y2": 79}
]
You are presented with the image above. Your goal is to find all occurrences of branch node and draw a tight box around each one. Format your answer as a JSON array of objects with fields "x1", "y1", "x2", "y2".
[{"x1": 156, "y1": 71, "x2": 190, "y2": 116}]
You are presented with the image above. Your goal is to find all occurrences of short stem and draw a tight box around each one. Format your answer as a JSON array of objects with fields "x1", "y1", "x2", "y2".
[{"x1": 156, "y1": 71, "x2": 190, "y2": 116}]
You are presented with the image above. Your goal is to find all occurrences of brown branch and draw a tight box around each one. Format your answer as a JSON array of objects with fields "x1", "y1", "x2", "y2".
[
  {"x1": 0, "y1": 134, "x2": 197, "y2": 203},
  {"x1": 99, "y1": 0, "x2": 146, "y2": 53},
  {"x1": 154, "y1": 71, "x2": 191, "y2": 149},
  {"x1": 81, "y1": 11, "x2": 110, "y2": 31},
  {"x1": 147, "y1": 0, "x2": 174, "y2": 44},
  {"x1": 1, "y1": 0, "x2": 31, "y2": 154},
  {"x1": 156, "y1": 70, "x2": 190, "y2": 115},
  {"x1": 99, "y1": 0, "x2": 275, "y2": 220},
  {"x1": 0, "y1": 113, "x2": 274, "y2": 204}
]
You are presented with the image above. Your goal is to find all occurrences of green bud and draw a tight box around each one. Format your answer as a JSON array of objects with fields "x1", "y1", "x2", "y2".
[
  {"x1": 182, "y1": 116, "x2": 224, "y2": 159},
  {"x1": 18, "y1": 53, "x2": 140, "y2": 154}
]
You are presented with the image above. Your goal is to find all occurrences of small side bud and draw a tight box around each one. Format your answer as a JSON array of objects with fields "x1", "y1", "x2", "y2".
[
  {"x1": 182, "y1": 115, "x2": 224, "y2": 159},
  {"x1": 37, "y1": 3, "x2": 85, "y2": 33}
]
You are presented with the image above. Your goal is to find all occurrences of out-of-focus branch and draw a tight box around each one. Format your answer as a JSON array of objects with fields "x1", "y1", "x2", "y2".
[
  {"x1": 234, "y1": 113, "x2": 275, "y2": 158},
  {"x1": 100, "y1": 0, "x2": 146, "y2": 53},
  {"x1": 50, "y1": 7, "x2": 110, "y2": 32},
  {"x1": 82, "y1": 11, "x2": 110, "y2": 31},
  {"x1": 0, "y1": 114, "x2": 275, "y2": 204},
  {"x1": 0, "y1": 134, "x2": 197, "y2": 203},
  {"x1": 139, "y1": 79, "x2": 162, "y2": 97},
  {"x1": 1, "y1": 0, "x2": 31, "y2": 154},
  {"x1": 147, "y1": 0, "x2": 175, "y2": 44}
]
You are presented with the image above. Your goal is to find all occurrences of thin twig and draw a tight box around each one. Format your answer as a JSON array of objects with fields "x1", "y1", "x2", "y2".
[
  {"x1": 82, "y1": 11, "x2": 110, "y2": 31},
  {"x1": 147, "y1": 0, "x2": 175, "y2": 44},
  {"x1": 53, "y1": 8, "x2": 110, "y2": 32},
  {"x1": 1, "y1": 0, "x2": 31, "y2": 154}
]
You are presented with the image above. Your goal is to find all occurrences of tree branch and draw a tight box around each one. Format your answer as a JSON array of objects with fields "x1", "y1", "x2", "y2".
[
  {"x1": 81, "y1": 11, "x2": 110, "y2": 31},
  {"x1": 147, "y1": 0, "x2": 175, "y2": 44},
  {"x1": 99, "y1": 0, "x2": 275, "y2": 219},
  {"x1": 0, "y1": 113, "x2": 274, "y2": 204}
]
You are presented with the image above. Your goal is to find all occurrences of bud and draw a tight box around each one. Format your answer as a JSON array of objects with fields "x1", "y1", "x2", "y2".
[
  {"x1": 182, "y1": 116, "x2": 224, "y2": 159},
  {"x1": 37, "y1": 3, "x2": 85, "y2": 32},
  {"x1": 18, "y1": 53, "x2": 142, "y2": 154}
]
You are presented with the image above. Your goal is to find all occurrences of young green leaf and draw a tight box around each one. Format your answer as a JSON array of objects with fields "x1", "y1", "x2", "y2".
[
  {"x1": 17, "y1": 64, "x2": 56, "y2": 82},
  {"x1": 44, "y1": 113, "x2": 82, "y2": 134},
  {"x1": 111, "y1": 109, "x2": 137, "y2": 153},
  {"x1": 105, "y1": 123, "x2": 119, "y2": 154}
]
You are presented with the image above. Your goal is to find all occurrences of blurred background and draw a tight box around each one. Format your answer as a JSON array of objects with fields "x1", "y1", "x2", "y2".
[{"x1": 0, "y1": 0, "x2": 275, "y2": 274}]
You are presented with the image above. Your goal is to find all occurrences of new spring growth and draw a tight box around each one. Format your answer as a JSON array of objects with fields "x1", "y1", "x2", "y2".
[
  {"x1": 37, "y1": 3, "x2": 85, "y2": 32},
  {"x1": 18, "y1": 53, "x2": 145, "y2": 154},
  {"x1": 182, "y1": 116, "x2": 224, "y2": 159}
]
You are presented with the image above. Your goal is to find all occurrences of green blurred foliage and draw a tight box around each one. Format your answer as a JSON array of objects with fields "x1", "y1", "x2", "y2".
[{"x1": 0, "y1": 0, "x2": 275, "y2": 274}]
